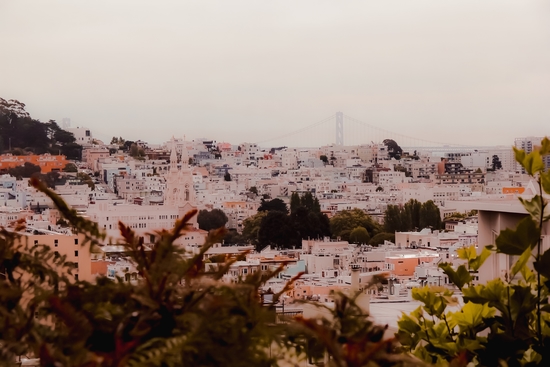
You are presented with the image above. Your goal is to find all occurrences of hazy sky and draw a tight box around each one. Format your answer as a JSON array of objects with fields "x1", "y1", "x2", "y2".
[{"x1": 1, "y1": 1, "x2": 549, "y2": 147}]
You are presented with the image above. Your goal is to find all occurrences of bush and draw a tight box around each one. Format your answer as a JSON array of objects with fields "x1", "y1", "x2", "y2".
[
  {"x1": 397, "y1": 137, "x2": 550, "y2": 366},
  {"x1": 0, "y1": 177, "x2": 416, "y2": 367}
]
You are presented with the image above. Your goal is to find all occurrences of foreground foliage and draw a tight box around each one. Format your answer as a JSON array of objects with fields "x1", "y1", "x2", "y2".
[
  {"x1": 0, "y1": 178, "x2": 416, "y2": 367},
  {"x1": 397, "y1": 138, "x2": 550, "y2": 366}
]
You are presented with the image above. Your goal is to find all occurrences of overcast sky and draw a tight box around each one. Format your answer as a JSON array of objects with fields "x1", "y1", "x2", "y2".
[{"x1": 1, "y1": 1, "x2": 549, "y2": 147}]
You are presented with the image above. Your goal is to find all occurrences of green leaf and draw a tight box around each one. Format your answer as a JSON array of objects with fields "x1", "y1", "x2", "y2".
[
  {"x1": 450, "y1": 302, "x2": 494, "y2": 329},
  {"x1": 457, "y1": 245, "x2": 477, "y2": 262},
  {"x1": 495, "y1": 217, "x2": 539, "y2": 256},
  {"x1": 518, "y1": 195, "x2": 543, "y2": 225},
  {"x1": 510, "y1": 246, "x2": 532, "y2": 280},
  {"x1": 462, "y1": 278, "x2": 506, "y2": 306},
  {"x1": 469, "y1": 246, "x2": 492, "y2": 272},
  {"x1": 397, "y1": 313, "x2": 421, "y2": 334},
  {"x1": 521, "y1": 150, "x2": 545, "y2": 175},
  {"x1": 439, "y1": 263, "x2": 472, "y2": 290},
  {"x1": 514, "y1": 147, "x2": 526, "y2": 167},
  {"x1": 412, "y1": 286, "x2": 454, "y2": 318},
  {"x1": 534, "y1": 248, "x2": 550, "y2": 279}
]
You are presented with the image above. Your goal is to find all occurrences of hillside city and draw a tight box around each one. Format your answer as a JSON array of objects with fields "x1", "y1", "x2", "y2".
[{"x1": 0, "y1": 97, "x2": 548, "y2": 336}]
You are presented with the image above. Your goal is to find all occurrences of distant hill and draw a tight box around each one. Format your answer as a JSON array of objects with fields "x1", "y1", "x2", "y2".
[{"x1": 0, "y1": 98, "x2": 82, "y2": 160}]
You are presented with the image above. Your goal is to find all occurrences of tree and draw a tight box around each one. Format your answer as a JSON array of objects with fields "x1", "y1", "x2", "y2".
[
  {"x1": 492, "y1": 154, "x2": 502, "y2": 170},
  {"x1": 258, "y1": 198, "x2": 288, "y2": 213},
  {"x1": 77, "y1": 172, "x2": 95, "y2": 190},
  {"x1": 257, "y1": 210, "x2": 299, "y2": 251},
  {"x1": 222, "y1": 229, "x2": 245, "y2": 245},
  {"x1": 320, "y1": 155, "x2": 328, "y2": 164},
  {"x1": 383, "y1": 205, "x2": 403, "y2": 233},
  {"x1": 383, "y1": 199, "x2": 435, "y2": 233},
  {"x1": 241, "y1": 211, "x2": 267, "y2": 246},
  {"x1": 249, "y1": 186, "x2": 258, "y2": 195},
  {"x1": 63, "y1": 163, "x2": 78, "y2": 172},
  {"x1": 290, "y1": 192, "x2": 301, "y2": 214},
  {"x1": 349, "y1": 226, "x2": 370, "y2": 244},
  {"x1": 419, "y1": 200, "x2": 441, "y2": 229},
  {"x1": 224, "y1": 171, "x2": 232, "y2": 181},
  {"x1": 129, "y1": 143, "x2": 139, "y2": 157},
  {"x1": 330, "y1": 209, "x2": 380, "y2": 242},
  {"x1": 383, "y1": 139, "x2": 403, "y2": 160},
  {"x1": 368, "y1": 232, "x2": 395, "y2": 246},
  {"x1": 7, "y1": 162, "x2": 41, "y2": 178},
  {"x1": 403, "y1": 199, "x2": 421, "y2": 230},
  {"x1": 197, "y1": 209, "x2": 228, "y2": 231}
]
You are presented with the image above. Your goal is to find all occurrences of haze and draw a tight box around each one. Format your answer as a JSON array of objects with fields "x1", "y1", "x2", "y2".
[{"x1": 1, "y1": 1, "x2": 549, "y2": 147}]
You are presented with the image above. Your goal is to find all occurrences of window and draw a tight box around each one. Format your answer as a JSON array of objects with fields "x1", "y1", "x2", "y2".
[
  {"x1": 54, "y1": 239, "x2": 58, "y2": 247},
  {"x1": 74, "y1": 262, "x2": 78, "y2": 269},
  {"x1": 34, "y1": 240, "x2": 38, "y2": 245},
  {"x1": 74, "y1": 238, "x2": 78, "y2": 245},
  {"x1": 74, "y1": 274, "x2": 79, "y2": 281},
  {"x1": 75, "y1": 251, "x2": 78, "y2": 257}
]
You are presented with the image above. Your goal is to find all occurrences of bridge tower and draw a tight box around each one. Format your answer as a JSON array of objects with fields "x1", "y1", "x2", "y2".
[{"x1": 335, "y1": 111, "x2": 344, "y2": 146}]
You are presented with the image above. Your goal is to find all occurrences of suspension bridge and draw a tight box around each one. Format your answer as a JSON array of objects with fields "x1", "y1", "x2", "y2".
[{"x1": 255, "y1": 112, "x2": 476, "y2": 151}]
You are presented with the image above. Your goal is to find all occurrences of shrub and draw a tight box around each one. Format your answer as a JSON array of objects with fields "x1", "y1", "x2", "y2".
[{"x1": 397, "y1": 137, "x2": 550, "y2": 366}]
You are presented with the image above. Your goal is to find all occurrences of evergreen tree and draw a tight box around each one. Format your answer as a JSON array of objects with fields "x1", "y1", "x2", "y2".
[
  {"x1": 290, "y1": 192, "x2": 301, "y2": 214},
  {"x1": 419, "y1": 200, "x2": 442, "y2": 229},
  {"x1": 383, "y1": 205, "x2": 403, "y2": 233}
]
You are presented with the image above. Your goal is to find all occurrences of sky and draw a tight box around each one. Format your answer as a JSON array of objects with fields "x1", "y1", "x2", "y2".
[{"x1": 1, "y1": 1, "x2": 549, "y2": 148}]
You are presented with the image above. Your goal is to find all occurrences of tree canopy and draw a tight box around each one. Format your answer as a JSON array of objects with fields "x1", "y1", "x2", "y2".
[
  {"x1": 0, "y1": 99, "x2": 81, "y2": 159},
  {"x1": 384, "y1": 199, "x2": 441, "y2": 233},
  {"x1": 258, "y1": 198, "x2": 288, "y2": 213},
  {"x1": 330, "y1": 208, "x2": 380, "y2": 242},
  {"x1": 349, "y1": 226, "x2": 370, "y2": 244},
  {"x1": 197, "y1": 208, "x2": 229, "y2": 231},
  {"x1": 383, "y1": 139, "x2": 403, "y2": 160}
]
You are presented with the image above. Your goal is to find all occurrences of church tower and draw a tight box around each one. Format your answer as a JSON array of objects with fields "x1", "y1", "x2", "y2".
[{"x1": 164, "y1": 138, "x2": 196, "y2": 210}]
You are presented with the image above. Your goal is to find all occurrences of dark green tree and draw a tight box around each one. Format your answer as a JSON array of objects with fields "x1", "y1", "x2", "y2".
[
  {"x1": 330, "y1": 209, "x2": 380, "y2": 242},
  {"x1": 419, "y1": 200, "x2": 442, "y2": 230},
  {"x1": 241, "y1": 211, "x2": 267, "y2": 246},
  {"x1": 258, "y1": 198, "x2": 288, "y2": 213},
  {"x1": 349, "y1": 226, "x2": 370, "y2": 244},
  {"x1": 63, "y1": 163, "x2": 78, "y2": 172},
  {"x1": 197, "y1": 209, "x2": 229, "y2": 232},
  {"x1": 383, "y1": 205, "x2": 403, "y2": 233},
  {"x1": 492, "y1": 154, "x2": 502, "y2": 170},
  {"x1": 290, "y1": 192, "x2": 301, "y2": 214},
  {"x1": 403, "y1": 199, "x2": 422, "y2": 230},
  {"x1": 257, "y1": 211, "x2": 299, "y2": 251},
  {"x1": 7, "y1": 162, "x2": 41, "y2": 178},
  {"x1": 369, "y1": 232, "x2": 395, "y2": 246},
  {"x1": 383, "y1": 139, "x2": 403, "y2": 160},
  {"x1": 222, "y1": 229, "x2": 245, "y2": 245},
  {"x1": 224, "y1": 171, "x2": 232, "y2": 181}
]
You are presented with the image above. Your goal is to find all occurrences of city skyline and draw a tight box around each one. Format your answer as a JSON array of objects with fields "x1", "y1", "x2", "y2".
[{"x1": 1, "y1": 1, "x2": 549, "y2": 146}]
